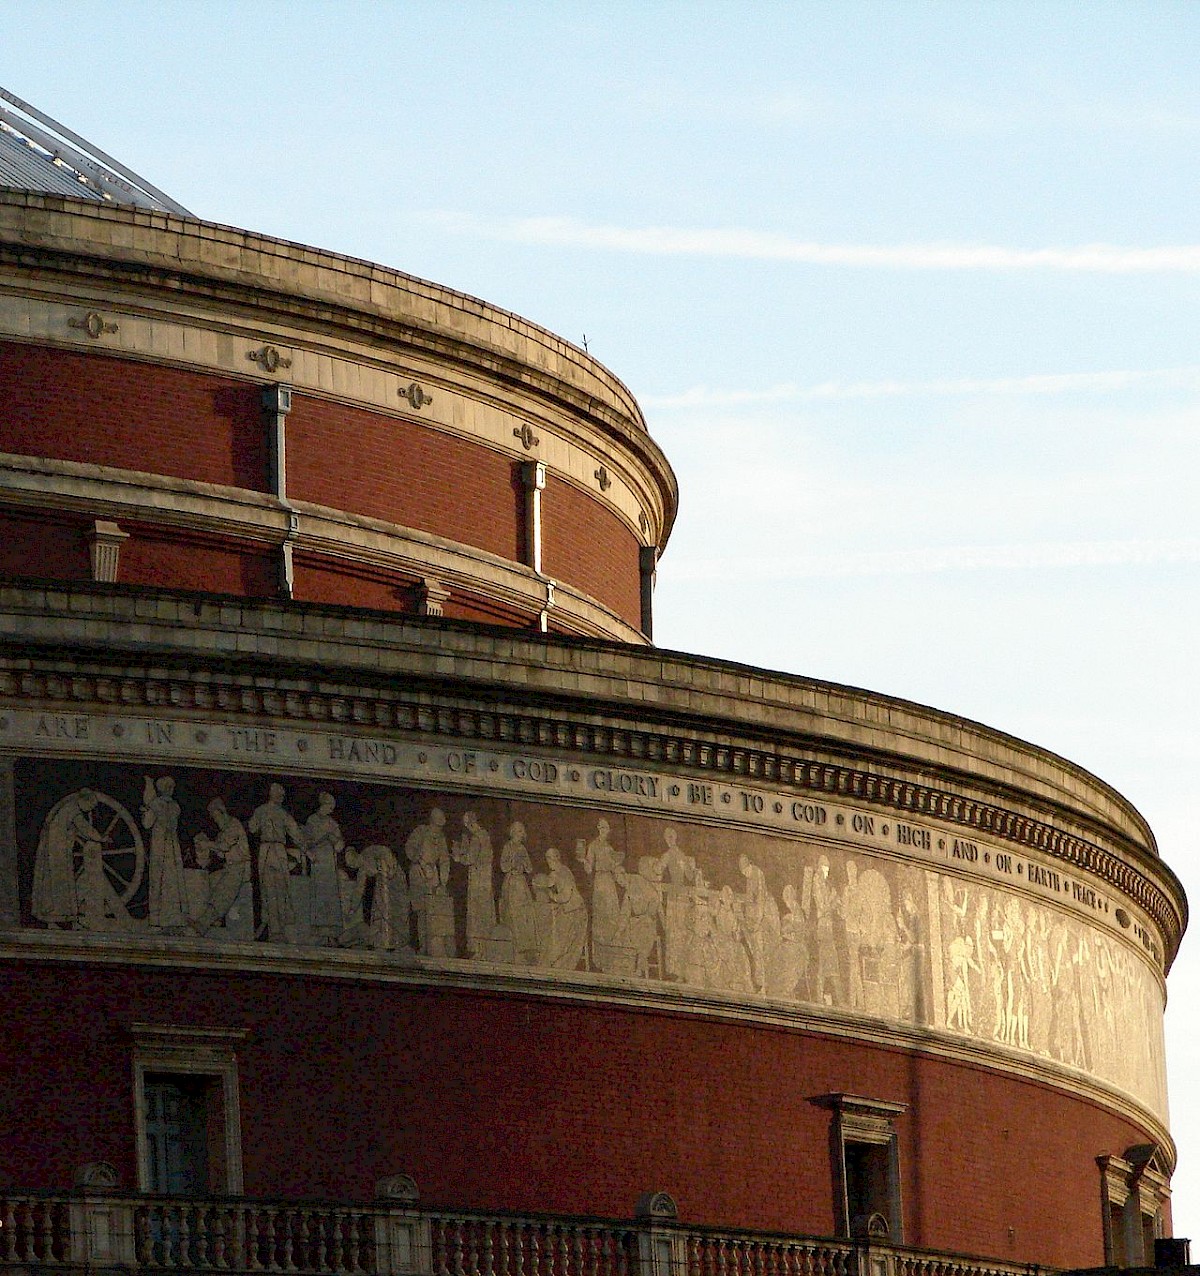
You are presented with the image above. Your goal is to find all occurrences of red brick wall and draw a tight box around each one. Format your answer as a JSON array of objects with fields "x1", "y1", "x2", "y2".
[
  {"x1": 0, "y1": 965, "x2": 1151, "y2": 1267},
  {"x1": 543, "y1": 477, "x2": 641, "y2": 627},
  {"x1": 0, "y1": 342, "x2": 268, "y2": 489},
  {"x1": 286, "y1": 397, "x2": 524, "y2": 561},
  {"x1": 0, "y1": 344, "x2": 646, "y2": 627},
  {"x1": 0, "y1": 508, "x2": 91, "y2": 580},
  {"x1": 119, "y1": 524, "x2": 277, "y2": 597},
  {"x1": 293, "y1": 555, "x2": 415, "y2": 612}
]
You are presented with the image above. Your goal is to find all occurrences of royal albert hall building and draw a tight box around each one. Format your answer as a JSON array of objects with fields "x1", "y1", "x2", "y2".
[{"x1": 0, "y1": 90, "x2": 1189, "y2": 1276}]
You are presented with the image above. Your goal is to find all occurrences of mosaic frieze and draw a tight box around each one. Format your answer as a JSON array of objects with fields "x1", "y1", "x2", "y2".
[{"x1": 4, "y1": 755, "x2": 1168, "y2": 1122}]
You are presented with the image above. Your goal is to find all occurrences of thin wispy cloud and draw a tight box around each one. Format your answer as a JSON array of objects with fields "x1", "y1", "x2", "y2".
[
  {"x1": 431, "y1": 213, "x2": 1200, "y2": 273},
  {"x1": 672, "y1": 538, "x2": 1200, "y2": 583},
  {"x1": 643, "y1": 367, "x2": 1200, "y2": 410}
]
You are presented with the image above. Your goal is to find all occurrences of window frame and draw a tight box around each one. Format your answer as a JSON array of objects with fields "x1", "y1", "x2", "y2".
[
  {"x1": 129, "y1": 1023, "x2": 248, "y2": 1196},
  {"x1": 1099, "y1": 1146, "x2": 1170, "y2": 1268},
  {"x1": 816, "y1": 1093, "x2": 907, "y2": 1242}
]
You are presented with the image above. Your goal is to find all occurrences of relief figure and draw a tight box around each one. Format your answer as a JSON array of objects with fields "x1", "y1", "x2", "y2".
[
  {"x1": 141, "y1": 776, "x2": 188, "y2": 931},
  {"x1": 405, "y1": 808, "x2": 454, "y2": 956},
  {"x1": 738, "y1": 854, "x2": 781, "y2": 995},
  {"x1": 578, "y1": 819, "x2": 629, "y2": 972},
  {"x1": 248, "y1": 783, "x2": 305, "y2": 943},
  {"x1": 807, "y1": 855, "x2": 844, "y2": 1006},
  {"x1": 453, "y1": 812, "x2": 497, "y2": 957},
  {"x1": 303, "y1": 792, "x2": 345, "y2": 944},
  {"x1": 769, "y1": 883, "x2": 808, "y2": 999},
  {"x1": 191, "y1": 798, "x2": 253, "y2": 940},
  {"x1": 619, "y1": 856, "x2": 664, "y2": 977},
  {"x1": 659, "y1": 828, "x2": 697, "y2": 980},
  {"x1": 895, "y1": 890, "x2": 925, "y2": 1023},
  {"x1": 32, "y1": 789, "x2": 97, "y2": 926},
  {"x1": 713, "y1": 885, "x2": 752, "y2": 992},
  {"x1": 358, "y1": 844, "x2": 402, "y2": 951},
  {"x1": 498, "y1": 822, "x2": 538, "y2": 965},
  {"x1": 533, "y1": 846, "x2": 587, "y2": 971},
  {"x1": 843, "y1": 864, "x2": 899, "y2": 1020},
  {"x1": 946, "y1": 933, "x2": 982, "y2": 1032}
]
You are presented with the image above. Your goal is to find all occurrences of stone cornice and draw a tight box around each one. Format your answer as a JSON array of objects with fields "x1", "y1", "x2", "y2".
[{"x1": 0, "y1": 583, "x2": 1184, "y2": 966}]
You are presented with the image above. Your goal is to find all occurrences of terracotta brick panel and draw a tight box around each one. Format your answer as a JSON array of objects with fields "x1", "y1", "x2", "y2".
[
  {"x1": 120, "y1": 524, "x2": 277, "y2": 597},
  {"x1": 542, "y1": 476, "x2": 641, "y2": 627},
  {"x1": 286, "y1": 397, "x2": 523, "y2": 562},
  {"x1": 0, "y1": 342, "x2": 268, "y2": 489},
  {"x1": 0, "y1": 508, "x2": 90, "y2": 581}
]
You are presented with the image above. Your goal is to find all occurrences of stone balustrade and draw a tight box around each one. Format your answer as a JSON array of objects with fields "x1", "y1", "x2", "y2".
[{"x1": 0, "y1": 1193, "x2": 1044, "y2": 1276}]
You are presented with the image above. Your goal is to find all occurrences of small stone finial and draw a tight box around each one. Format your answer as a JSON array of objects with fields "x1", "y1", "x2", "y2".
[
  {"x1": 634, "y1": 1191, "x2": 678, "y2": 1221},
  {"x1": 416, "y1": 577, "x2": 451, "y2": 618},
  {"x1": 850, "y1": 1212, "x2": 890, "y2": 1240},
  {"x1": 401, "y1": 382, "x2": 432, "y2": 410},
  {"x1": 69, "y1": 310, "x2": 118, "y2": 340},
  {"x1": 375, "y1": 1173, "x2": 420, "y2": 1204},
  {"x1": 74, "y1": 1161, "x2": 120, "y2": 1189},
  {"x1": 513, "y1": 422, "x2": 540, "y2": 451},
  {"x1": 87, "y1": 520, "x2": 129, "y2": 584},
  {"x1": 248, "y1": 345, "x2": 292, "y2": 373}
]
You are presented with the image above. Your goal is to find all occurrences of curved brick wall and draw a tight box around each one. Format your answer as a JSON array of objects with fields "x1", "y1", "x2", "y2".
[
  {"x1": 0, "y1": 192, "x2": 680, "y2": 643},
  {"x1": 0, "y1": 340, "x2": 269, "y2": 490},
  {"x1": 0, "y1": 967, "x2": 1156, "y2": 1269},
  {"x1": 0, "y1": 340, "x2": 648, "y2": 633}
]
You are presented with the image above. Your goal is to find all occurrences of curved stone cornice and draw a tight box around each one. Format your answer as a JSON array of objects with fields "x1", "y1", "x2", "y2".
[
  {"x1": 0, "y1": 582, "x2": 1184, "y2": 966},
  {"x1": 0, "y1": 190, "x2": 679, "y2": 546}
]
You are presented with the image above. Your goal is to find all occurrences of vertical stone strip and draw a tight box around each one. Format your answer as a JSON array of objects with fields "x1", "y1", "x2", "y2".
[{"x1": 0, "y1": 758, "x2": 20, "y2": 926}]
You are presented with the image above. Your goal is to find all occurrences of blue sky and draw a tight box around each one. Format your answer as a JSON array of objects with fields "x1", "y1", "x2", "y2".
[{"x1": 7, "y1": 0, "x2": 1200, "y2": 1232}]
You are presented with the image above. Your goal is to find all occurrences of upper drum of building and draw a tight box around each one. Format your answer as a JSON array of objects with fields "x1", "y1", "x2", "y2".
[{"x1": 0, "y1": 92, "x2": 678, "y2": 641}]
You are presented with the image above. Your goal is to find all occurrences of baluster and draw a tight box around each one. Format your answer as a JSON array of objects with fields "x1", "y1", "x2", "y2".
[
  {"x1": 291, "y1": 1209, "x2": 305, "y2": 1273},
  {"x1": 465, "y1": 1219, "x2": 479, "y2": 1276},
  {"x1": 479, "y1": 1220, "x2": 494, "y2": 1276},
  {"x1": 12, "y1": 1202, "x2": 24, "y2": 1262},
  {"x1": 178, "y1": 1202, "x2": 194, "y2": 1268},
  {"x1": 280, "y1": 1208, "x2": 295, "y2": 1272},
  {"x1": 305, "y1": 1208, "x2": 319, "y2": 1272},
  {"x1": 163, "y1": 1204, "x2": 179, "y2": 1268},
  {"x1": 452, "y1": 1219, "x2": 467, "y2": 1276},
  {"x1": 431, "y1": 1218, "x2": 446, "y2": 1276},
  {"x1": 530, "y1": 1225, "x2": 543, "y2": 1276},
  {"x1": 498, "y1": 1219, "x2": 511, "y2": 1276},
  {"x1": 27, "y1": 1201, "x2": 43, "y2": 1262},
  {"x1": 242, "y1": 1207, "x2": 260, "y2": 1273},
  {"x1": 302, "y1": 1208, "x2": 316, "y2": 1271},
  {"x1": 263, "y1": 1207, "x2": 278, "y2": 1273},
  {"x1": 514, "y1": 1219, "x2": 528, "y2": 1276},
  {"x1": 209, "y1": 1204, "x2": 225, "y2": 1270},
  {"x1": 248, "y1": 1208, "x2": 262, "y2": 1273},
  {"x1": 334, "y1": 1208, "x2": 351, "y2": 1273},
  {"x1": 318, "y1": 1209, "x2": 332, "y2": 1274}
]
